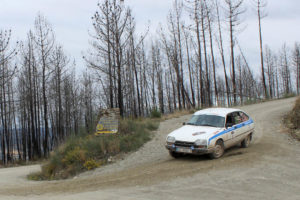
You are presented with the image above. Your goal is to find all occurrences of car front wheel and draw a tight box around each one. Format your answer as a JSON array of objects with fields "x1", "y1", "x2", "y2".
[{"x1": 209, "y1": 140, "x2": 224, "y2": 159}]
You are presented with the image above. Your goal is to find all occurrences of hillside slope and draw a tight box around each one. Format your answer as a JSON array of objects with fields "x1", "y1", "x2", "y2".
[{"x1": 0, "y1": 97, "x2": 299, "y2": 200}]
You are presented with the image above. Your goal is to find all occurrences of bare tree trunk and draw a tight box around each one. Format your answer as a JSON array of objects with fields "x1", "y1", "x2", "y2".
[
  {"x1": 215, "y1": 0, "x2": 230, "y2": 106},
  {"x1": 256, "y1": 0, "x2": 268, "y2": 98},
  {"x1": 33, "y1": 15, "x2": 55, "y2": 157},
  {"x1": 237, "y1": 56, "x2": 243, "y2": 104},
  {"x1": 200, "y1": 1, "x2": 211, "y2": 106},
  {"x1": 293, "y1": 43, "x2": 300, "y2": 95},
  {"x1": 264, "y1": 46, "x2": 274, "y2": 98},
  {"x1": 204, "y1": 0, "x2": 218, "y2": 105},
  {"x1": 225, "y1": 0, "x2": 245, "y2": 104},
  {"x1": 192, "y1": 0, "x2": 204, "y2": 108},
  {"x1": 174, "y1": 0, "x2": 186, "y2": 109},
  {"x1": 183, "y1": 27, "x2": 195, "y2": 107},
  {"x1": 229, "y1": 17, "x2": 237, "y2": 104}
]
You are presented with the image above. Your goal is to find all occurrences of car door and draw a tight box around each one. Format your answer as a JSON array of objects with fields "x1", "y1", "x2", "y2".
[
  {"x1": 224, "y1": 112, "x2": 239, "y2": 148},
  {"x1": 225, "y1": 112, "x2": 243, "y2": 147},
  {"x1": 238, "y1": 111, "x2": 254, "y2": 139},
  {"x1": 232, "y1": 111, "x2": 252, "y2": 144}
]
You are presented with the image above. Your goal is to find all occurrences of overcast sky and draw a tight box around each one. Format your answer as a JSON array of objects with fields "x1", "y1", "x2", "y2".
[{"x1": 1, "y1": 0, "x2": 300, "y2": 74}]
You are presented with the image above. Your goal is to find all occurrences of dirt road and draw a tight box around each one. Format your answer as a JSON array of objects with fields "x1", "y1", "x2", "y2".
[{"x1": 0, "y1": 97, "x2": 299, "y2": 200}]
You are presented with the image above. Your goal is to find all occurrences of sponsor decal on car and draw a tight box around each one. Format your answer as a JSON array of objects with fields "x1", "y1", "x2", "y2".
[{"x1": 192, "y1": 132, "x2": 206, "y2": 136}]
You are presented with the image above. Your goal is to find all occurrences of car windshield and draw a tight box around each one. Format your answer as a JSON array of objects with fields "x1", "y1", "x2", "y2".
[{"x1": 187, "y1": 114, "x2": 225, "y2": 128}]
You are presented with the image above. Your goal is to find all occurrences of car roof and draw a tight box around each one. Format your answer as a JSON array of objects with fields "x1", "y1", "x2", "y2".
[{"x1": 193, "y1": 108, "x2": 242, "y2": 117}]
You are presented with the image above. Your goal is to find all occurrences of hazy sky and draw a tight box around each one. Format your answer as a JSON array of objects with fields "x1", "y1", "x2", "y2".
[{"x1": 1, "y1": 0, "x2": 300, "y2": 74}]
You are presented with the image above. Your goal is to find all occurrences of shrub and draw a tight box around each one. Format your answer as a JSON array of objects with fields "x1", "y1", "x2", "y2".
[
  {"x1": 28, "y1": 118, "x2": 159, "y2": 180},
  {"x1": 83, "y1": 137, "x2": 104, "y2": 158},
  {"x1": 150, "y1": 109, "x2": 161, "y2": 118},
  {"x1": 283, "y1": 93, "x2": 296, "y2": 99},
  {"x1": 145, "y1": 120, "x2": 159, "y2": 131},
  {"x1": 290, "y1": 97, "x2": 300, "y2": 129},
  {"x1": 83, "y1": 159, "x2": 100, "y2": 170},
  {"x1": 119, "y1": 120, "x2": 135, "y2": 134},
  {"x1": 62, "y1": 147, "x2": 86, "y2": 166}
]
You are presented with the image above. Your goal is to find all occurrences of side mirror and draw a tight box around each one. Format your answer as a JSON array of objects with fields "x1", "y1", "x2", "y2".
[{"x1": 183, "y1": 122, "x2": 186, "y2": 125}]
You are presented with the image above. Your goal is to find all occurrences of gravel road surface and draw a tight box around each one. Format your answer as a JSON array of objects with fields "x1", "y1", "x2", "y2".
[{"x1": 0, "y1": 97, "x2": 299, "y2": 200}]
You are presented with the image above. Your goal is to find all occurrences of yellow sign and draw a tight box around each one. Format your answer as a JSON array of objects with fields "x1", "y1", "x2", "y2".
[{"x1": 95, "y1": 108, "x2": 120, "y2": 135}]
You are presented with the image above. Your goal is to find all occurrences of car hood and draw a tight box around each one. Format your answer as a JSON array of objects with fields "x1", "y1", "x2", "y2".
[{"x1": 168, "y1": 125, "x2": 224, "y2": 142}]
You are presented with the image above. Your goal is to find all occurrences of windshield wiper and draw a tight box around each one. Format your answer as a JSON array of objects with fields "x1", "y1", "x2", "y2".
[
  {"x1": 200, "y1": 124, "x2": 215, "y2": 127},
  {"x1": 187, "y1": 122, "x2": 196, "y2": 125}
]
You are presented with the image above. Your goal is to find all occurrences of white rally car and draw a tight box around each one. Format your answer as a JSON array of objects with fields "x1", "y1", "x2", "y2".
[{"x1": 165, "y1": 108, "x2": 254, "y2": 159}]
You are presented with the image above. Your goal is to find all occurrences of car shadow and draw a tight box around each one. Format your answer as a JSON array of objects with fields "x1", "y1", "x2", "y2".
[{"x1": 170, "y1": 144, "x2": 246, "y2": 162}]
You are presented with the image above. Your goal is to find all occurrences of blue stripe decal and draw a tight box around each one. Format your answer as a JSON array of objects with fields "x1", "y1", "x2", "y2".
[{"x1": 208, "y1": 119, "x2": 254, "y2": 145}]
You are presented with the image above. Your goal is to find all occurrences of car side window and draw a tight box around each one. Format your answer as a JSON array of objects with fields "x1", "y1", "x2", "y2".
[
  {"x1": 233, "y1": 112, "x2": 242, "y2": 125},
  {"x1": 240, "y1": 112, "x2": 249, "y2": 122},
  {"x1": 225, "y1": 113, "x2": 234, "y2": 127},
  {"x1": 226, "y1": 112, "x2": 244, "y2": 127}
]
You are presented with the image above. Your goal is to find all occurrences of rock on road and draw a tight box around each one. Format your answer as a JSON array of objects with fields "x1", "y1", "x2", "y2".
[{"x1": 0, "y1": 97, "x2": 299, "y2": 200}]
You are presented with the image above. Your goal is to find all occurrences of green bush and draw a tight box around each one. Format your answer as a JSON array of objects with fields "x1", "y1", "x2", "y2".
[
  {"x1": 283, "y1": 93, "x2": 296, "y2": 99},
  {"x1": 145, "y1": 120, "x2": 159, "y2": 131},
  {"x1": 119, "y1": 120, "x2": 136, "y2": 134},
  {"x1": 84, "y1": 159, "x2": 100, "y2": 170},
  {"x1": 28, "y1": 118, "x2": 159, "y2": 180},
  {"x1": 62, "y1": 147, "x2": 86, "y2": 165},
  {"x1": 150, "y1": 109, "x2": 161, "y2": 118}
]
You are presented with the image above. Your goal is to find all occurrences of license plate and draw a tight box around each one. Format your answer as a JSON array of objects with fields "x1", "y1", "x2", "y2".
[{"x1": 176, "y1": 147, "x2": 192, "y2": 153}]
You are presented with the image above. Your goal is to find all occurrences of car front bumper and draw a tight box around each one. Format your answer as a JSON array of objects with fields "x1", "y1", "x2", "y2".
[{"x1": 165, "y1": 144, "x2": 214, "y2": 155}]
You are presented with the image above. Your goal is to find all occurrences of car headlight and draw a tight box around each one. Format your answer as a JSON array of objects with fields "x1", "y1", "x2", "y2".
[
  {"x1": 194, "y1": 139, "x2": 207, "y2": 146},
  {"x1": 167, "y1": 136, "x2": 176, "y2": 143}
]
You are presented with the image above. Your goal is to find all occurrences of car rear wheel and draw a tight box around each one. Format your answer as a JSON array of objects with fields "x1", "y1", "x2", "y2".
[
  {"x1": 241, "y1": 134, "x2": 252, "y2": 148},
  {"x1": 209, "y1": 140, "x2": 224, "y2": 159}
]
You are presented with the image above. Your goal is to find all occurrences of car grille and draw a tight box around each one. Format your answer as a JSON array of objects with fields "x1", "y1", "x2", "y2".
[{"x1": 175, "y1": 141, "x2": 194, "y2": 147}]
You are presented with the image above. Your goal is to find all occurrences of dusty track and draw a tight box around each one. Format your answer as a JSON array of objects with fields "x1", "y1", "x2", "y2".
[{"x1": 0, "y1": 97, "x2": 299, "y2": 200}]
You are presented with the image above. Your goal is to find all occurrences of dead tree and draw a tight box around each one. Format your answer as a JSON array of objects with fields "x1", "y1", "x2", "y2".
[
  {"x1": 204, "y1": 0, "x2": 218, "y2": 105},
  {"x1": 264, "y1": 45, "x2": 275, "y2": 98},
  {"x1": 253, "y1": 0, "x2": 268, "y2": 98},
  {"x1": 49, "y1": 46, "x2": 69, "y2": 143},
  {"x1": 174, "y1": 0, "x2": 187, "y2": 109},
  {"x1": 215, "y1": 0, "x2": 230, "y2": 106},
  {"x1": 224, "y1": 0, "x2": 245, "y2": 104},
  {"x1": 186, "y1": 0, "x2": 204, "y2": 107},
  {"x1": 280, "y1": 45, "x2": 291, "y2": 95},
  {"x1": 0, "y1": 29, "x2": 18, "y2": 163},
  {"x1": 32, "y1": 14, "x2": 55, "y2": 157},
  {"x1": 293, "y1": 43, "x2": 300, "y2": 95},
  {"x1": 199, "y1": 0, "x2": 211, "y2": 106},
  {"x1": 182, "y1": 25, "x2": 196, "y2": 107},
  {"x1": 85, "y1": 0, "x2": 131, "y2": 117}
]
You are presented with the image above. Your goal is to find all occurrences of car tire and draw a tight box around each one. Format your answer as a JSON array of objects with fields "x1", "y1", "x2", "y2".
[
  {"x1": 241, "y1": 134, "x2": 252, "y2": 148},
  {"x1": 169, "y1": 151, "x2": 183, "y2": 158},
  {"x1": 209, "y1": 140, "x2": 224, "y2": 159}
]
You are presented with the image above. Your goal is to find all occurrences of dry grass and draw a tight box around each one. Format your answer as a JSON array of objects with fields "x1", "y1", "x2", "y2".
[
  {"x1": 285, "y1": 97, "x2": 300, "y2": 140},
  {"x1": 289, "y1": 97, "x2": 300, "y2": 129},
  {"x1": 28, "y1": 119, "x2": 159, "y2": 180}
]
